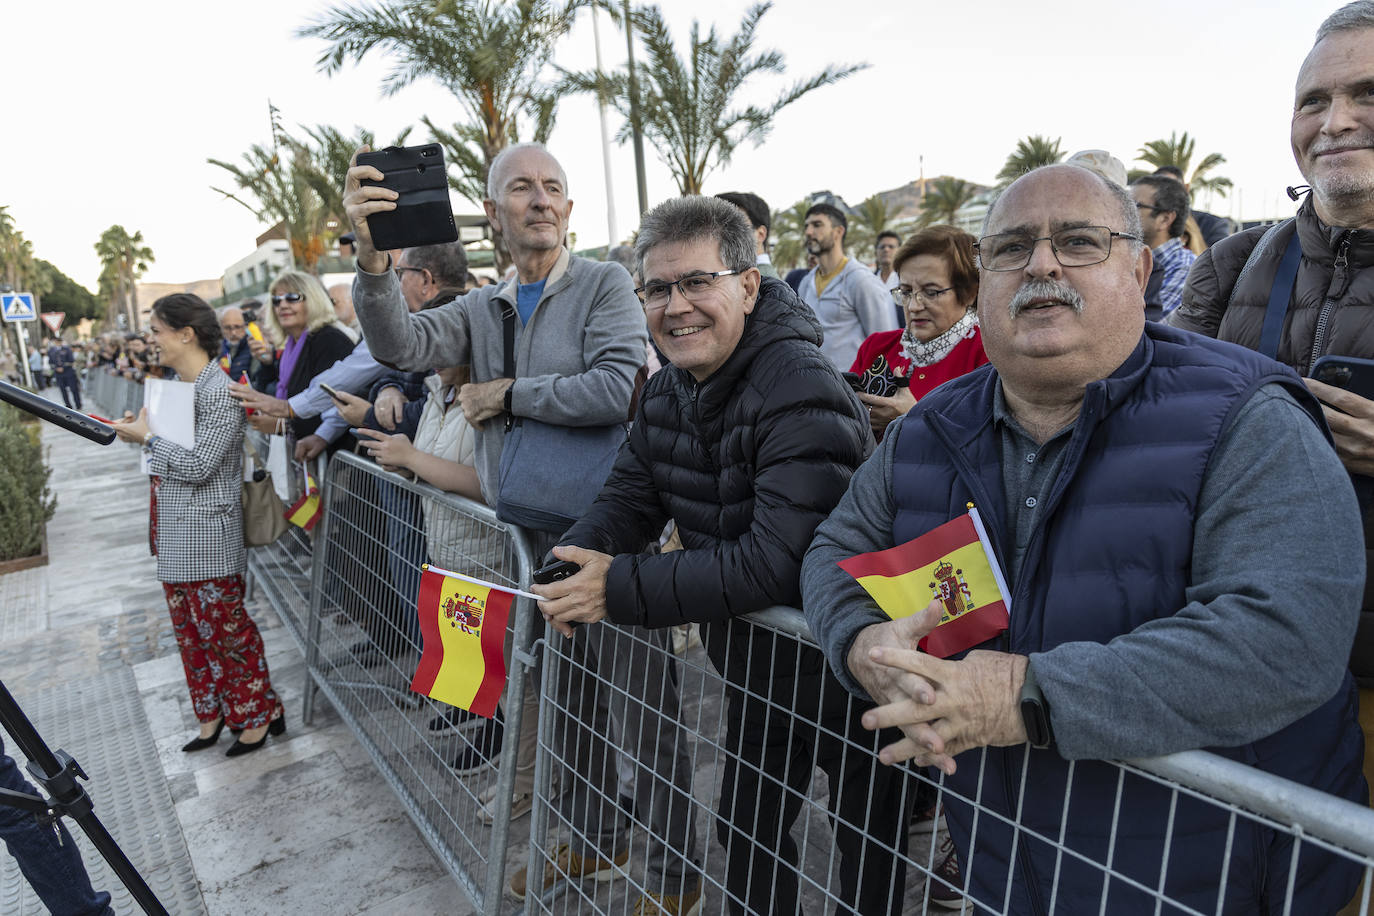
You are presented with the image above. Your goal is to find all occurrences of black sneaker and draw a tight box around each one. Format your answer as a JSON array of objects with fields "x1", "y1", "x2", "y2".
[
  {"x1": 927, "y1": 835, "x2": 965, "y2": 910},
  {"x1": 450, "y1": 716, "x2": 504, "y2": 776},
  {"x1": 428, "y1": 706, "x2": 479, "y2": 732}
]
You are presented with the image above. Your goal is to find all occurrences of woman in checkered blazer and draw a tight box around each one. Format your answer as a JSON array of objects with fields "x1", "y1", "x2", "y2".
[{"x1": 113, "y1": 294, "x2": 285, "y2": 758}]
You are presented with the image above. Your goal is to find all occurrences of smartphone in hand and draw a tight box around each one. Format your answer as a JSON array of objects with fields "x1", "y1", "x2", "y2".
[
  {"x1": 533, "y1": 559, "x2": 580, "y2": 585},
  {"x1": 318, "y1": 382, "x2": 346, "y2": 403},
  {"x1": 357, "y1": 144, "x2": 459, "y2": 251}
]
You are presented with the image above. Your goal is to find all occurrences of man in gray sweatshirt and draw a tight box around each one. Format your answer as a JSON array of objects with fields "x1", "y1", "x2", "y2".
[{"x1": 343, "y1": 142, "x2": 700, "y2": 910}]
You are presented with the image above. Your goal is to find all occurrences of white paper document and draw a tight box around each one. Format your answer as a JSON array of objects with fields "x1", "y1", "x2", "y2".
[{"x1": 141, "y1": 378, "x2": 197, "y2": 473}]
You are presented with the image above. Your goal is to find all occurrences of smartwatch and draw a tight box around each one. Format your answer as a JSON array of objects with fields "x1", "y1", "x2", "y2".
[{"x1": 1019, "y1": 662, "x2": 1054, "y2": 750}]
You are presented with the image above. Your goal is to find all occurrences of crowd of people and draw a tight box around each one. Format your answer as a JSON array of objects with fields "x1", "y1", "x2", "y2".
[{"x1": 17, "y1": 3, "x2": 1373, "y2": 914}]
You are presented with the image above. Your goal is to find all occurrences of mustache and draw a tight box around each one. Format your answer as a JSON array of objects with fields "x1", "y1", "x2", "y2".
[
  {"x1": 1008, "y1": 278, "x2": 1084, "y2": 318},
  {"x1": 1311, "y1": 136, "x2": 1374, "y2": 155}
]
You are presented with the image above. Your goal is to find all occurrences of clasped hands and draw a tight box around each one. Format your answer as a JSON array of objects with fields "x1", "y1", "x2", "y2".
[{"x1": 848, "y1": 599, "x2": 1028, "y2": 774}]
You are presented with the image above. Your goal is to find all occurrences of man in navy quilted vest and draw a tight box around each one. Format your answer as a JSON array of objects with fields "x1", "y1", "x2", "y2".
[{"x1": 802, "y1": 163, "x2": 1369, "y2": 914}]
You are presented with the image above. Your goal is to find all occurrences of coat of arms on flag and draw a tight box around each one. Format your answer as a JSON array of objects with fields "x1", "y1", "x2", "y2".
[
  {"x1": 411, "y1": 565, "x2": 522, "y2": 718},
  {"x1": 837, "y1": 506, "x2": 1012, "y2": 658}
]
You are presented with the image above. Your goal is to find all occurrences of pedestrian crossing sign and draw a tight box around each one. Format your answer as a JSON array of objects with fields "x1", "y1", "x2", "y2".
[{"x1": 1, "y1": 293, "x2": 36, "y2": 323}]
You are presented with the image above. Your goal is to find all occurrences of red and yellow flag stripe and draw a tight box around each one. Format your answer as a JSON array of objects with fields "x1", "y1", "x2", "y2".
[
  {"x1": 837, "y1": 510, "x2": 1010, "y2": 658},
  {"x1": 410, "y1": 566, "x2": 511, "y2": 717}
]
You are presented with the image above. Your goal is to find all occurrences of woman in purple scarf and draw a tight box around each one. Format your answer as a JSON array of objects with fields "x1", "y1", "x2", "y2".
[{"x1": 248, "y1": 270, "x2": 355, "y2": 445}]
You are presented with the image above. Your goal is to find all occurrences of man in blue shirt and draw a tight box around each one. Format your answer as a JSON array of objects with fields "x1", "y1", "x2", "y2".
[{"x1": 1131, "y1": 175, "x2": 1196, "y2": 318}]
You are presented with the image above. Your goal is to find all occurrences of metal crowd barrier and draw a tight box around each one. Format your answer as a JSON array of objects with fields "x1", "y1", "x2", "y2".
[
  {"x1": 240, "y1": 427, "x2": 323, "y2": 656},
  {"x1": 524, "y1": 605, "x2": 1374, "y2": 916},
  {"x1": 86, "y1": 368, "x2": 142, "y2": 419},
  {"x1": 91, "y1": 369, "x2": 1374, "y2": 915},
  {"x1": 296, "y1": 450, "x2": 542, "y2": 916}
]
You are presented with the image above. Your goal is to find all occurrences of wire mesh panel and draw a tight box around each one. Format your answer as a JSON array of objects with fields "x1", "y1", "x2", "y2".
[
  {"x1": 300, "y1": 450, "x2": 541, "y2": 916},
  {"x1": 520, "y1": 607, "x2": 1374, "y2": 916},
  {"x1": 241, "y1": 429, "x2": 320, "y2": 652}
]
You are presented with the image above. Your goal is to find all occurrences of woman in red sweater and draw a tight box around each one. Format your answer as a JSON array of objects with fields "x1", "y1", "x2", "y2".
[{"x1": 849, "y1": 225, "x2": 987, "y2": 438}]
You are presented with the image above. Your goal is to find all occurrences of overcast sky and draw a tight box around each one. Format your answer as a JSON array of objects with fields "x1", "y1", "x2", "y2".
[{"x1": 1, "y1": 0, "x2": 1333, "y2": 291}]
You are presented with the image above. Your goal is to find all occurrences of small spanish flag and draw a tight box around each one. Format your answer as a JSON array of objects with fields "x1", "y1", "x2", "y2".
[
  {"x1": 284, "y1": 475, "x2": 322, "y2": 530},
  {"x1": 238, "y1": 372, "x2": 255, "y2": 416},
  {"x1": 411, "y1": 565, "x2": 521, "y2": 717},
  {"x1": 837, "y1": 507, "x2": 1011, "y2": 658},
  {"x1": 219, "y1": 354, "x2": 231, "y2": 373}
]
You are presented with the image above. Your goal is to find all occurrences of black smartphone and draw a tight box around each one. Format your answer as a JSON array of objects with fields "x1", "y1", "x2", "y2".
[
  {"x1": 357, "y1": 144, "x2": 459, "y2": 251},
  {"x1": 533, "y1": 559, "x2": 580, "y2": 585},
  {"x1": 318, "y1": 382, "x2": 346, "y2": 402},
  {"x1": 1311, "y1": 355, "x2": 1374, "y2": 402}
]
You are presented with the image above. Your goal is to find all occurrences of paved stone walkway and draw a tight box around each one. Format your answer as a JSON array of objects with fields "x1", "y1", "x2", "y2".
[{"x1": 0, "y1": 400, "x2": 459, "y2": 914}]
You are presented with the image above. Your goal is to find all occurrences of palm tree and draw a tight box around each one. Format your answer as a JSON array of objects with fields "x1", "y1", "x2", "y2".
[
  {"x1": 94, "y1": 226, "x2": 154, "y2": 331},
  {"x1": 1133, "y1": 131, "x2": 1233, "y2": 198},
  {"x1": 769, "y1": 200, "x2": 812, "y2": 271},
  {"x1": 298, "y1": 0, "x2": 577, "y2": 214},
  {"x1": 209, "y1": 142, "x2": 330, "y2": 272},
  {"x1": 917, "y1": 178, "x2": 978, "y2": 228},
  {"x1": 561, "y1": 2, "x2": 866, "y2": 195},
  {"x1": 996, "y1": 135, "x2": 1064, "y2": 188},
  {"x1": 211, "y1": 124, "x2": 412, "y2": 272}
]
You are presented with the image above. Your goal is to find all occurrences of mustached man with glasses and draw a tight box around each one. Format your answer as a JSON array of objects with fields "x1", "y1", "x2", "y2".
[
  {"x1": 539, "y1": 196, "x2": 913, "y2": 916},
  {"x1": 803, "y1": 164, "x2": 1368, "y2": 914}
]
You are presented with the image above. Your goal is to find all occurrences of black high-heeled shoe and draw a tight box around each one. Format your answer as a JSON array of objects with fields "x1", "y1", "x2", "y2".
[
  {"x1": 225, "y1": 713, "x2": 287, "y2": 757},
  {"x1": 181, "y1": 718, "x2": 227, "y2": 753}
]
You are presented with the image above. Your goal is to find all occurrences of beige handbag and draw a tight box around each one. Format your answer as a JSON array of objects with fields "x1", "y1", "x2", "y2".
[{"x1": 242, "y1": 436, "x2": 288, "y2": 547}]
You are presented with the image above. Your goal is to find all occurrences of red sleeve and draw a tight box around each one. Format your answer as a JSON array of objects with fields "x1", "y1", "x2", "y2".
[{"x1": 850, "y1": 334, "x2": 879, "y2": 373}]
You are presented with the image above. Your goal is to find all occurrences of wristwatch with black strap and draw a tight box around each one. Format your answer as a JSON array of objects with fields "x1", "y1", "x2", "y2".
[{"x1": 1019, "y1": 661, "x2": 1054, "y2": 750}]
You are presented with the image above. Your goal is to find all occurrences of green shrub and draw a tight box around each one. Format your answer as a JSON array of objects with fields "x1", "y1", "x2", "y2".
[{"x1": 0, "y1": 405, "x2": 56, "y2": 561}]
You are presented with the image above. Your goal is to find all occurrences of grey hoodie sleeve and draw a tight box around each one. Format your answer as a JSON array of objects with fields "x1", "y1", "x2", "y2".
[
  {"x1": 352, "y1": 262, "x2": 473, "y2": 371},
  {"x1": 801, "y1": 416, "x2": 904, "y2": 699},
  {"x1": 1035, "y1": 384, "x2": 1364, "y2": 760}
]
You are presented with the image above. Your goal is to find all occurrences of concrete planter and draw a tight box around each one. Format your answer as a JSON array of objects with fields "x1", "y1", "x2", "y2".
[{"x1": 0, "y1": 526, "x2": 48, "y2": 576}]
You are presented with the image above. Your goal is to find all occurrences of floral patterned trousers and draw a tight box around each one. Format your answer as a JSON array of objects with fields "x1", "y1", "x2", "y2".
[{"x1": 162, "y1": 574, "x2": 280, "y2": 729}]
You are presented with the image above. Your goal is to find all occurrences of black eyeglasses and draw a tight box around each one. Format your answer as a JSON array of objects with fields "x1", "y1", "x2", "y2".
[
  {"x1": 270, "y1": 293, "x2": 304, "y2": 306},
  {"x1": 395, "y1": 266, "x2": 428, "y2": 278},
  {"x1": 635, "y1": 270, "x2": 742, "y2": 311},
  {"x1": 1135, "y1": 202, "x2": 1165, "y2": 215},
  {"x1": 975, "y1": 227, "x2": 1141, "y2": 272}
]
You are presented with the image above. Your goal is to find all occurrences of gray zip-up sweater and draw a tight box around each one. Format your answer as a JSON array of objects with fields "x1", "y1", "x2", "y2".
[
  {"x1": 353, "y1": 248, "x2": 648, "y2": 503},
  {"x1": 799, "y1": 254, "x2": 900, "y2": 369}
]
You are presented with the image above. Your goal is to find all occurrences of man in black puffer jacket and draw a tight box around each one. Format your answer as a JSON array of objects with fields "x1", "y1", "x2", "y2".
[
  {"x1": 1170, "y1": 3, "x2": 1374, "y2": 806},
  {"x1": 534, "y1": 195, "x2": 910, "y2": 916}
]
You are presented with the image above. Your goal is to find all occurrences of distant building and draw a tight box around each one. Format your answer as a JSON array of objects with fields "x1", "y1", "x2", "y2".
[{"x1": 222, "y1": 239, "x2": 293, "y2": 306}]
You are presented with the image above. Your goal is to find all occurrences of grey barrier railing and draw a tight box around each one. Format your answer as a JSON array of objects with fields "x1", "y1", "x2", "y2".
[
  {"x1": 524, "y1": 608, "x2": 1374, "y2": 916},
  {"x1": 88, "y1": 370, "x2": 1374, "y2": 914},
  {"x1": 295, "y1": 449, "x2": 542, "y2": 916}
]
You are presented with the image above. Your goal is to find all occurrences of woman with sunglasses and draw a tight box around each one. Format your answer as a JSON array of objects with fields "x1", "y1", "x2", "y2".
[
  {"x1": 112, "y1": 294, "x2": 285, "y2": 756},
  {"x1": 849, "y1": 225, "x2": 988, "y2": 438},
  {"x1": 249, "y1": 270, "x2": 355, "y2": 443}
]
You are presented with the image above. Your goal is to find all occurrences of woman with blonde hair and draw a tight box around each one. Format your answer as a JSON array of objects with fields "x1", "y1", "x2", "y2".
[{"x1": 249, "y1": 269, "x2": 355, "y2": 442}]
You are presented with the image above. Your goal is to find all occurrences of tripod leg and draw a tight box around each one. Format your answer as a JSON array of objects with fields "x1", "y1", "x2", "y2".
[
  {"x1": 0, "y1": 743, "x2": 115, "y2": 916},
  {"x1": 0, "y1": 681, "x2": 169, "y2": 916}
]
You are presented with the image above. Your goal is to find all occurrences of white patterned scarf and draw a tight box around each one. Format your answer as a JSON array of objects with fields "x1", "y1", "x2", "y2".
[{"x1": 901, "y1": 309, "x2": 979, "y2": 367}]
